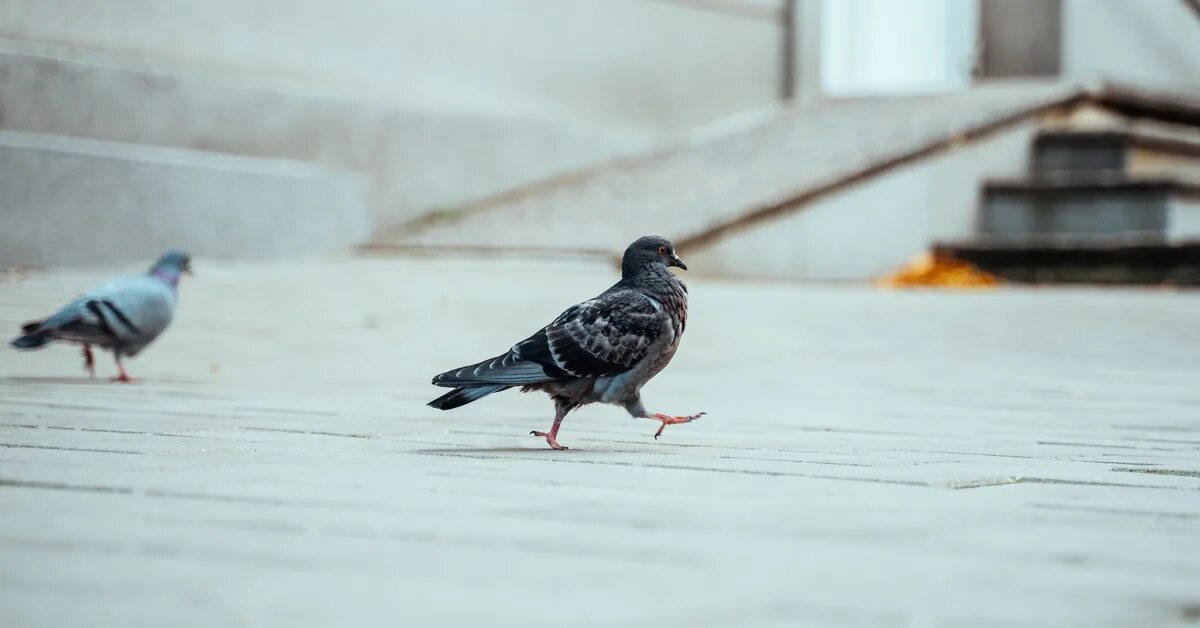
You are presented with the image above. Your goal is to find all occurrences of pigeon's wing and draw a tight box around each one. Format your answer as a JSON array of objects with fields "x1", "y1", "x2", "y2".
[
  {"x1": 20, "y1": 296, "x2": 110, "y2": 346},
  {"x1": 34, "y1": 276, "x2": 175, "y2": 351},
  {"x1": 432, "y1": 289, "x2": 665, "y2": 387},
  {"x1": 521, "y1": 290, "x2": 664, "y2": 377},
  {"x1": 95, "y1": 277, "x2": 176, "y2": 338}
]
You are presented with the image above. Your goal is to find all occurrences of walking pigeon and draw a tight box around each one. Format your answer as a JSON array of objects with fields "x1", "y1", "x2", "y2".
[
  {"x1": 428, "y1": 235, "x2": 703, "y2": 449},
  {"x1": 10, "y1": 250, "x2": 192, "y2": 382}
]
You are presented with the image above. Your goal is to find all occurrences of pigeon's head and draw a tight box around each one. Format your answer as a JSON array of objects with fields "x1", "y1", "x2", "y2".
[
  {"x1": 622, "y1": 235, "x2": 686, "y2": 276},
  {"x1": 149, "y1": 250, "x2": 193, "y2": 282}
]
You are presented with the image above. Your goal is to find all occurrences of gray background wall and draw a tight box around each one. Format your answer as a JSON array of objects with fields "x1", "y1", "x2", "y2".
[
  {"x1": 1061, "y1": 0, "x2": 1200, "y2": 91},
  {"x1": 0, "y1": 0, "x2": 782, "y2": 134}
]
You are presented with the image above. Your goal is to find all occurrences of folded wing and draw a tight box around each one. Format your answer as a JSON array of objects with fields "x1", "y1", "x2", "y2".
[{"x1": 432, "y1": 290, "x2": 665, "y2": 387}]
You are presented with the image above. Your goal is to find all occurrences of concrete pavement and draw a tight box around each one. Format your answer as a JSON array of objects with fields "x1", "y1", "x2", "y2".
[{"x1": 1, "y1": 256, "x2": 1199, "y2": 627}]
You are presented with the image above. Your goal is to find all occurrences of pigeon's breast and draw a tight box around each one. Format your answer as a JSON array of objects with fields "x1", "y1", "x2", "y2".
[
  {"x1": 644, "y1": 278, "x2": 688, "y2": 379},
  {"x1": 660, "y1": 275, "x2": 688, "y2": 338}
]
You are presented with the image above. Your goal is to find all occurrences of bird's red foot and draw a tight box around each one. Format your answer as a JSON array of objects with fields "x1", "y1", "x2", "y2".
[
  {"x1": 530, "y1": 430, "x2": 569, "y2": 450},
  {"x1": 649, "y1": 412, "x2": 706, "y2": 440},
  {"x1": 110, "y1": 371, "x2": 141, "y2": 383},
  {"x1": 110, "y1": 360, "x2": 140, "y2": 383}
]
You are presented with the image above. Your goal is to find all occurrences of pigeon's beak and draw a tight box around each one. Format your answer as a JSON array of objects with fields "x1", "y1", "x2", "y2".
[{"x1": 669, "y1": 253, "x2": 688, "y2": 271}]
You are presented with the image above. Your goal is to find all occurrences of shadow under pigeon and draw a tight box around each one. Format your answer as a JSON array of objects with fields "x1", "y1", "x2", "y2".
[
  {"x1": 0, "y1": 376, "x2": 115, "y2": 386},
  {"x1": 417, "y1": 447, "x2": 643, "y2": 455},
  {"x1": 0, "y1": 376, "x2": 209, "y2": 386}
]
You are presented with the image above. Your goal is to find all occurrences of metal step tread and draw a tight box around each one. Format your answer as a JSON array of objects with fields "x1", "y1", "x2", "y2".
[
  {"x1": 985, "y1": 175, "x2": 1200, "y2": 196},
  {"x1": 1035, "y1": 127, "x2": 1200, "y2": 158},
  {"x1": 934, "y1": 240, "x2": 1200, "y2": 285}
]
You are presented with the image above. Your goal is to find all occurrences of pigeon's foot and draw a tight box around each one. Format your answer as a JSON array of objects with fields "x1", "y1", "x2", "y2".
[
  {"x1": 649, "y1": 412, "x2": 706, "y2": 440},
  {"x1": 81, "y1": 345, "x2": 95, "y2": 378},
  {"x1": 530, "y1": 430, "x2": 569, "y2": 450},
  {"x1": 110, "y1": 358, "x2": 139, "y2": 383},
  {"x1": 531, "y1": 406, "x2": 570, "y2": 450}
]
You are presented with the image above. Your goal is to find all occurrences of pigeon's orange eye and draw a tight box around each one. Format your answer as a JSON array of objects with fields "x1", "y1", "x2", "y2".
[{"x1": 657, "y1": 246, "x2": 667, "y2": 255}]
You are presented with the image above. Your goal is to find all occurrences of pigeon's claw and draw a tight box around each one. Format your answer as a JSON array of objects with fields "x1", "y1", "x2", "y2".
[
  {"x1": 530, "y1": 430, "x2": 569, "y2": 450},
  {"x1": 530, "y1": 408, "x2": 570, "y2": 450},
  {"x1": 650, "y1": 412, "x2": 706, "y2": 440},
  {"x1": 110, "y1": 357, "x2": 139, "y2": 384}
]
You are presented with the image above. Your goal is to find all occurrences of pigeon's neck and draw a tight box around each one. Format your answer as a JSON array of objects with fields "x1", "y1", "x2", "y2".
[
  {"x1": 620, "y1": 263, "x2": 680, "y2": 290},
  {"x1": 621, "y1": 262, "x2": 664, "y2": 282},
  {"x1": 149, "y1": 268, "x2": 182, "y2": 288}
]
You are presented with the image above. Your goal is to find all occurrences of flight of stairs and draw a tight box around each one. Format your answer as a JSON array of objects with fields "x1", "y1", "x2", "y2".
[
  {"x1": 0, "y1": 39, "x2": 650, "y2": 267},
  {"x1": 940, "y1": 119, "x2": 1200, "y2": 285}
]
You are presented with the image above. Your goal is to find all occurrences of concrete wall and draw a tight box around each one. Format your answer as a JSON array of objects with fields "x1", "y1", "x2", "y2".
[
  {"x1": 811, "y1": 0, "x2": 1200, "y2": 95},
  {"x1": 0, "y1": 0, "x2": 781, "y2": 133},
  {"x1": 1062, "y1": 0, "x2": 1200, "y2": 91},
  {"x1": 0, "y1": 131, "x2": 370, "y2": 267},
  {"x1": 685, "y1": 119, "x2": 1042, "y2": 280},
  {"x1": 0, "y1": 41, "x2": 652, "y2": 231}
]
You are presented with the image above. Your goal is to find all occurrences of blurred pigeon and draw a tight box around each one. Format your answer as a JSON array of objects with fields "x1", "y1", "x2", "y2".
[
  {"x1": 10, "y1": 251, "x2": 192, "y2": 382},
  {"x1": 429, "y1": 235, "x2": 703, "y2": 449}
]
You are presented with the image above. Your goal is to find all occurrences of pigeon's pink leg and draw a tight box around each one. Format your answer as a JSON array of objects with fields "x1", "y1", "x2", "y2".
[
  {"x1": 646, "y1": 412, "x2": 706, "y2": 440},
  {"x1": 110, "y1": 356, "x2": 139, "y2": 383},
  {"x1": 531, "y1": 406, "x2": 570, "y2": 450},
  {"x1": 81, "y1": 345, "x2": 95, "y2": 378}
]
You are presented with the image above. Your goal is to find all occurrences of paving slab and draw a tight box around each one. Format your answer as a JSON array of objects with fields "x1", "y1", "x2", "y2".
[{"x1": 1, "y1": 257, "x2": 1199, "y2": 627}]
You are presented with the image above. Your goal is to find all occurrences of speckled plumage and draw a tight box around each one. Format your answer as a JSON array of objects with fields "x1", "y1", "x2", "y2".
[{"x1": 428, "y1": 235, "x2": 702, "y2": 449}]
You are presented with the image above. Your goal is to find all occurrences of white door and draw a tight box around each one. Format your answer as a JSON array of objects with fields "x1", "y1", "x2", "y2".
[{"x1": 820, "y1": 0, "x2": 978, "y2": 97}]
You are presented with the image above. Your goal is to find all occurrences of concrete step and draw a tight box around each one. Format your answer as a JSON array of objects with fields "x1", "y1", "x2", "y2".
[
  {"x1": 0, "y1": 39, "x2": 652, "y2": 231},
  {"x1": 1033, "y1": 125, "x2": 1200, "y2": 181},
  {"x1": 0, "y1": 130, "x2": 369, "y2": 267},
  {"x1": 371, "y1": 81, "x2": 1200, "y2": 281},
  {"x1": 980, "y1": 176, "x2": 1200, "y2": 243},
  {"x1": 936, "y1": 240, "x2": 1200, "y2": 285},
  {"x1": 374, "y1": 82, "x2": 1083, "y2": 257}
]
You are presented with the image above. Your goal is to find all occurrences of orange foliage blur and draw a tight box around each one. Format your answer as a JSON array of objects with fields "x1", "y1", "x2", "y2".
[{"x1": 877, "y1": 252, "x2": 998, "y2": 289}]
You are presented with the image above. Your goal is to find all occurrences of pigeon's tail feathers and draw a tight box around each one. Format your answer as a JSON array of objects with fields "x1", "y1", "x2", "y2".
[
  {"x1": 12, "y1": 304, "x2": 114, "y2": 350},
  {"x1": 431, "y1": 352, "x2": 554, "y2": 387},
  {"x1": 428, "y1": 385, "x2": 509, "y2": 410},
  {"x1": 11, "y1": 319, "x2": 51, "y2": 349},
  {"x1": 11, "y1": 331, "x2": 51, "y2": 349}
]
